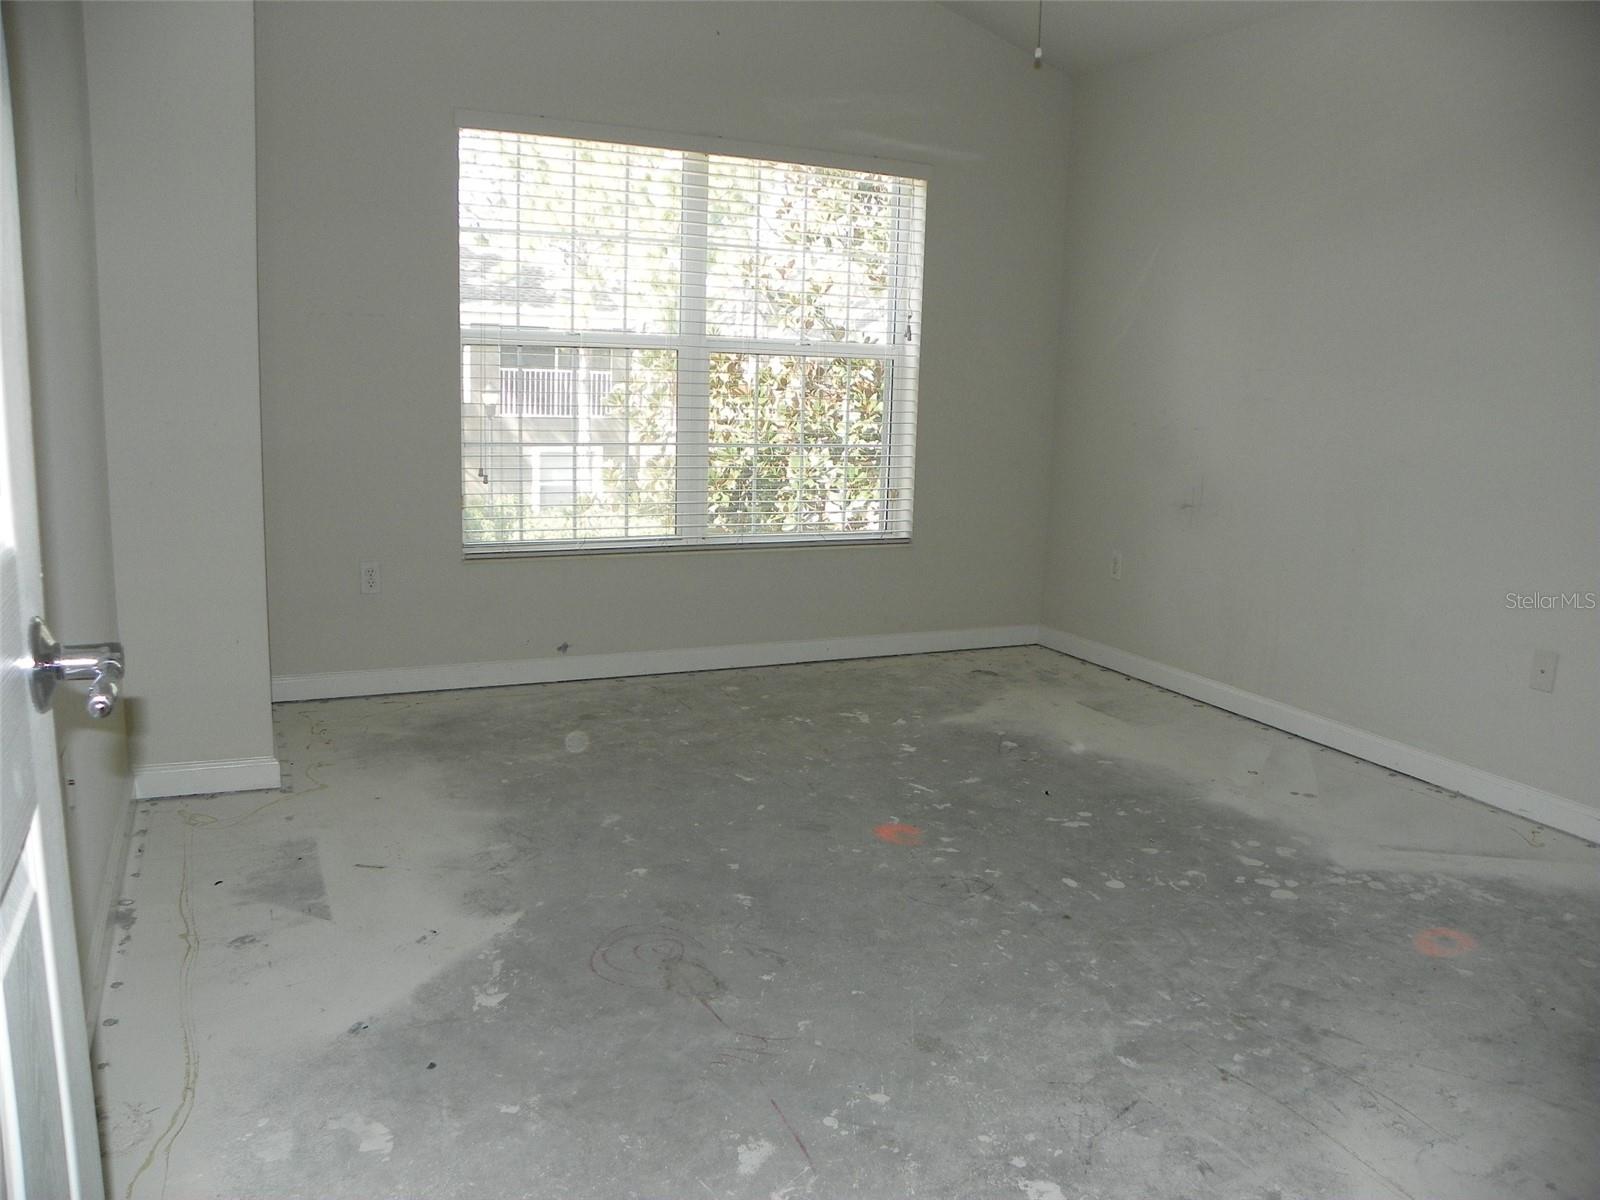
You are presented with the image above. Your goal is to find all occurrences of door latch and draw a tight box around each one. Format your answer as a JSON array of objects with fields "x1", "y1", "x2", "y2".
[{"x1": 29, "y1": 618, "x2": 125, "y2": 719}]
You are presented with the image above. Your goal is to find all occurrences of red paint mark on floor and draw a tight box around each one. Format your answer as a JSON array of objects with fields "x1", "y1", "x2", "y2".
[
  {"x1": 1413, "y1": 927, "x2": 1478, "y2": 958},
  {"x1": 874, "y1": 822, "x2": 923, "y2": 846}
]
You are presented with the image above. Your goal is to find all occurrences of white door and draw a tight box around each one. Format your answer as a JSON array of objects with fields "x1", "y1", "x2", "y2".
[{"x1": 0, "y1": 20, "x2": 105, "y2": 1200}]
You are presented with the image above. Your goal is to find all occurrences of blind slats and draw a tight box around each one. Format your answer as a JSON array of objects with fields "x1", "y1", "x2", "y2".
[{"x1": 459, "y1": 126, "x2": 926, "y2": 554}]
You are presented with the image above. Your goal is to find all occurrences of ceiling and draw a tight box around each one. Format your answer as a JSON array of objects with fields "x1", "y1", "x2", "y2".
[{"x1": 943, "y1": 1, "x2": 1298, "y2": 76}]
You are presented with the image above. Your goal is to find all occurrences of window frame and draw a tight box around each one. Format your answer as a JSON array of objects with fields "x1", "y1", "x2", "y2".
[{"x1": 457, "y1": 112, "x2": 928, "y2": 559}]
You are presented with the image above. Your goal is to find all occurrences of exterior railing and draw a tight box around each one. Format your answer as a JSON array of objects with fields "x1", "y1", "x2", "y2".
[{"x1": 497, "y1": 368, "x2": 616, "y2": 418}]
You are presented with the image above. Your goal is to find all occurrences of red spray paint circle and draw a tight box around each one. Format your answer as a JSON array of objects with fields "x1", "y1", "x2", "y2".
[
  {"x1": 874, "y1": 822, "x2": 923, "y2": 846},
  {"x1": 1413, "y1": 927, "x2": 1478, "y2": 958}
]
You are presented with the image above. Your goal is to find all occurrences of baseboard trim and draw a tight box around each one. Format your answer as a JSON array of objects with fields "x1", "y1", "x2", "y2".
[
  {"x1": 270, "y1": 624, "x2": 1593, "y2": 843},
  {"x1": 1039, "y1": 628, "x2": 1599, "y2": 845},
  {"x1": 132, "y1": 756, "x2": 283, "y2": 800},
  {"x1": 271, "y1": 625, "x2": 1043, "y2": 703}
]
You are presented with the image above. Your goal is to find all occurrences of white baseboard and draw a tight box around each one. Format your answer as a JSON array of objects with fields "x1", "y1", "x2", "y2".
[
  {"x1": 271, "y1": 625, "x2": 1043, "y2": 703},
  {"x1": 269, "y1": 622, "x2": 1594, "y2": 844},
  {"x1": 132, "y1": 756, "x2": 282, "y2": 800},
  {"x1": 1039, "y1": 628, "x2": 1600, "y2": 845}
]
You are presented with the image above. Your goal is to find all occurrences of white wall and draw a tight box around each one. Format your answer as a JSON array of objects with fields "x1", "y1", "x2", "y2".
[
  {"x1": 1047, "y1": 3, "x2": 1600, "y2": 811},
  {"x1": 83, "y1": 0, "x2": 277, "y2": 794},
  {"x1": 4, "y1": 0, "x2": 131, "y2": 1016},
  {"x1": 255, "y1": 2, "x2": 1068, "y2": 684}
]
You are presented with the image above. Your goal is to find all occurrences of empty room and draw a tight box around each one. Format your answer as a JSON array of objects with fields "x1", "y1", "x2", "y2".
[{"x1": 1, "y1": 1, "x2": 1596, "y2": 1197}]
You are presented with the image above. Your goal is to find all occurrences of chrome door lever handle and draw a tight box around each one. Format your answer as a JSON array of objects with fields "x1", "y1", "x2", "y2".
[
  {"x1": 29, "y1": 618, "x2": 125, "y2": 719},
  {"x1": 81, "y1": 655, "x2": 123, "y2": 719}
]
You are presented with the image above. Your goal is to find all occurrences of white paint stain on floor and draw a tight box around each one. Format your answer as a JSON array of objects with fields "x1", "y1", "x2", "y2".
[
  {"x1": 736, "y1": 1137, "x2": 776, "y2": 1176},
  {"x1": 325, "y1": 1112, "x2": 393, "y2": 1155},
  {"x1": 249, "y1": 1127, "x2": 294, "y2": 1163}
]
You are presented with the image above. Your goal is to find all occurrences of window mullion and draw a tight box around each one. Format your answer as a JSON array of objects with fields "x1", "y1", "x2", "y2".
[{"x1": 677, "y1": 152, "x2": 710, "y2": 541}]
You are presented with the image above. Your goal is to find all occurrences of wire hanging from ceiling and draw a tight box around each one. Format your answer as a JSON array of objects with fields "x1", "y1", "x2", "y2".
[{"x1": 1034, "y1": 0, "x2": 1044, "y2": 68}]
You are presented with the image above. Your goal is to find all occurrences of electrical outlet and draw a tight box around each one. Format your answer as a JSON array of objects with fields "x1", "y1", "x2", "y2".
[
  {"x1": 1530, "y1": 648, "x2": 1558, "y2": 693},
  {"x1": 1110, "y1": 551, "x2": 1123, "y2": 581},
  {"x1": 360, "y1": 561, "x2": 381, "y2": 595}
]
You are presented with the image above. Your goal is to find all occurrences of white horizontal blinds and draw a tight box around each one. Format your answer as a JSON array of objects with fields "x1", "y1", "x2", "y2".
[
  {"x1": 459, "y1": 125, "x2": 925, "y2": 553},
  {"x1": 459, "y1": 129, "x2": 683, "y2": 337}
]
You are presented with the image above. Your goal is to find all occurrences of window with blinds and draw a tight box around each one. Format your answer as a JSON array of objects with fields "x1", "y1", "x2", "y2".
[{"x1": 459, "y1": 123, "x2": 926, "y2": 555}]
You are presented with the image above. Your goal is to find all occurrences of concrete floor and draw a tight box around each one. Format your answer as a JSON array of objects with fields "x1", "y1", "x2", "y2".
[{"x1": 95, "y1": 647, "x2": 1599, "y2": 1199}]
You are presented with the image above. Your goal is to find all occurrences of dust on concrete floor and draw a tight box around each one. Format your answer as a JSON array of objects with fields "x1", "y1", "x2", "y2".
[{"x1": 95, "y1": 647, "x2": 1600, "y2": 1199}]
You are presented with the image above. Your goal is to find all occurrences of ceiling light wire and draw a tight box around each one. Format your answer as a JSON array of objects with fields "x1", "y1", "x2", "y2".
[{"x1": 1034, "y1": 0, "x2": 1044, "y2": 68}]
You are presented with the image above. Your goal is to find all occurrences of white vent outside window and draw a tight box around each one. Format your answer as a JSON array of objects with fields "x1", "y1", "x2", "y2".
[{"x1": 459, "y1": 120, "x2": 927, "y2": 555}]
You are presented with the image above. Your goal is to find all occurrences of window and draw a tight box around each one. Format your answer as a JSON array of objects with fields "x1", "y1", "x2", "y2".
[{"x1": 459, "y1": 122, "x2": 926, "y2": 554}]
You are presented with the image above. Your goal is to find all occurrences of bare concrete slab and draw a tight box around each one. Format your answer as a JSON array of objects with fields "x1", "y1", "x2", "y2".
[{"x1": 95, "y1": 648, "x2": 1600, "y2": 1199}]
